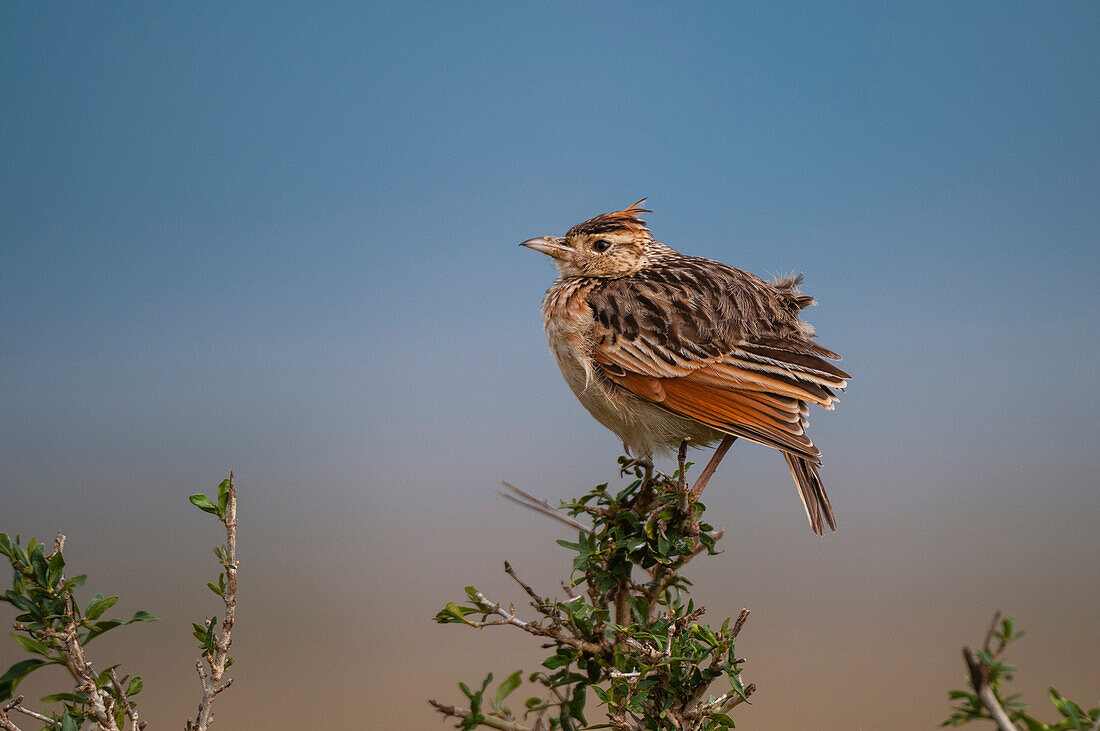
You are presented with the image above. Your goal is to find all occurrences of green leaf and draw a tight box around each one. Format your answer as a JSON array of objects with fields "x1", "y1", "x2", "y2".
[
  {"x1": 494, "y1": 670, "x2": 522, "y2": 707},
  {"x1": 542, "y1": 653, "x2": 571, "y2": 669},
  {"x1": 127, "y1": 675, "x2": 143, "y2": 696},
  {"x1": 1049, "y1": 688, "x2": 1087, "y2": 729},
  {"x1": 2, "y1": 591, "x2": 35, "y2": 614},
  {"x1": 30, "y1": 547, "x2": 49, "y2": 587},
  {"x1": 189, "y1": 493, "x2": 220, "y2": 516},
  {"x1": 436, "y1": 602, "x2": 475, "y2": 625},
  {"x1": 95, "y1": 664, "x2": 119, "y2": 688},
  {"x1": 11, "y1": 633, "x2": 52, "y2": 657},
  {"x1": 83, "y1": 610, "x2": 157, "y2": 644},
  {"x1": 217, "y1": 478, "x2": 231, "y2": 515},
  {"x1": 85, "y1": 595, "x2": 118, "y2": 621},
  {"x1": 728, "y1": 671, "x2": 749, "y2": 703},
  {"x1": 61, "y1": 713, "x2": 80, "y2": 731},
  {"x1": 568, "y1": 683, "x2": 587, "y2": 722},
  {"x1": 46, "y1": 551, "x2": 65, "y2": 589},
  {"x1": 708, "y1": 712, "x2": 736, "y2": 729},
  {"x1": 0, "y1": 658, "x2": 50, "y2": 701}
]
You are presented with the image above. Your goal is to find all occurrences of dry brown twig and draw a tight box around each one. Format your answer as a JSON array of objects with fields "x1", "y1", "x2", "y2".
[{"x1": 186, "y1": 474, "x2": 239, "y2": 731}]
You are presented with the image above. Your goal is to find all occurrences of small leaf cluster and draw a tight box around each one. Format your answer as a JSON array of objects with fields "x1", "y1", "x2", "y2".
[
  {"x1": 433, "y1": 456, "x2": 752, "y2": 730},
  {"x1": 944, "y1": 616, "x2": 1099, "y2": 730},
  {"x1": 0, "y1": 533, "x2": 155, "y2": 728},
  {"x1": 445, "y1": 671, "x2": 526, "y2": 731},
  {"x1": 188, "y1": 477, "x2": 232, "y2": 521}
]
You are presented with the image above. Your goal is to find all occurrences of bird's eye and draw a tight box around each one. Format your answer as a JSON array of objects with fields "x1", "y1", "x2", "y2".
[{"x1": 592, "y1": 239, "x2": 612, "y2": 252}]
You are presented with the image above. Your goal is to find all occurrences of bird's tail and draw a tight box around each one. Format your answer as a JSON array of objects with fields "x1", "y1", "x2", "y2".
[{"x1": 783, "y1": 453, "x2": 837, "y2": 535}]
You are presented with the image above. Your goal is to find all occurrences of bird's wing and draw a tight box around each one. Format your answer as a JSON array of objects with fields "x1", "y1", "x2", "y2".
[{"x1": 588, "y1": 259, "x2": 850, "y2": 460}]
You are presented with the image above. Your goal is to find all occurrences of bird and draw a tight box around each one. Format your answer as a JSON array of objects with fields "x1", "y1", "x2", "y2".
[{"x1": 520, "y1": 200, "x2": 850, "y2": 534}]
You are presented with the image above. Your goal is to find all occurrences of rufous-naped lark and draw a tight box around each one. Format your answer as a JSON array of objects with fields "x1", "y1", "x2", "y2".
[{"x1": 522, "y1": 201, "x2": 849, "y2": 534}]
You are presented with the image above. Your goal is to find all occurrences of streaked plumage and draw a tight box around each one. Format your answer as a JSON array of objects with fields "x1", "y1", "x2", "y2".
[{"x1": 521, "y1": 201, "x2": 850, "y2": 534}]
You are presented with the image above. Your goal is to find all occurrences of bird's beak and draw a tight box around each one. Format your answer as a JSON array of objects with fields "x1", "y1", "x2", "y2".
[{"x1": 519, "y1": 236, "x2": 570, "y2": 259}]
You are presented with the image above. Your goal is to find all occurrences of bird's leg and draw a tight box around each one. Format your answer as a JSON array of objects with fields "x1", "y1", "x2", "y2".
[
  {"x1": 689, "y1": 435, "x2": 737, "y2": 501},
  {"x1": 676, "y1": 439, "x2": 690, "y2": 493},
  {"x1": 628, "y1": 450, "x2": 657, "y2": 512}
]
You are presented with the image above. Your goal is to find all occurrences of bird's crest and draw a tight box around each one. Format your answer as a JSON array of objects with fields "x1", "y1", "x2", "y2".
[{"x1": 567, "y1": 198, "x2": 652, "y2": 239}]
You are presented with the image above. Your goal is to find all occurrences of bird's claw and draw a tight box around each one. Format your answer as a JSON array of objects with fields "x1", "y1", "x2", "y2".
[{"x1": 619, "y1": 456, "x2": 653, "y2": 477}]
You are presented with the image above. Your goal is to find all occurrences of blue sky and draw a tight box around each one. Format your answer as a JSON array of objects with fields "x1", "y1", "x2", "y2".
[{"x1": 2, "y1": 3, "x2": 1098, "y2": 727}]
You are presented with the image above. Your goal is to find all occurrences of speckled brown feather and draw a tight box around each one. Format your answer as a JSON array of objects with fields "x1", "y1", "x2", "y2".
[{"x1": 529, "y1": 202, "x2": 850, "y2": 534}]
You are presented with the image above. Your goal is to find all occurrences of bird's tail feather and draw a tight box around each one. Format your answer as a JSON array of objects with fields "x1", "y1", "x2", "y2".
[{"x1": 783, "y1": 453, "x2": 837, "y2": 535}]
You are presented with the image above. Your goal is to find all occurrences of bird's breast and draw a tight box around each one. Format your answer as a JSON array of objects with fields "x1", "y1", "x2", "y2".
[{"x1": 542, "y1": 278, "x2": 600, "y2": 391}]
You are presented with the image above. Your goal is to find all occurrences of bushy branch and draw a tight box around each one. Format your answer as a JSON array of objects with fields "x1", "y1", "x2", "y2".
[
  {"x1": 0, "y1": 474, "x2": 241, "y2": 731},
  {"x1": 0, "y1": 531, "x2": 156, "y2": 731},
  {"x1": 944, "y1": 612, "x2": 1099, "y2": 731},
  {"x1": 431, "y1": 452, "x2": 754, "y2": 731}
]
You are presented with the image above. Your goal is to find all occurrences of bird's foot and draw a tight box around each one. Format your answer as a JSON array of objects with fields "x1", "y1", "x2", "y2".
[{"x1": 619, "y1": 455, "x2": 653, "y2": 478}]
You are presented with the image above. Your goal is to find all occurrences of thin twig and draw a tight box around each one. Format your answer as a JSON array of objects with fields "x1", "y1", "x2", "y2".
[
  {"x1": 109, "y1": 668, "x2": 141, "y2": 731},
  {"x1": 0, "y1": 696, "x2": 25, "y2": 731},
  {"x1": 499, "y1": 482, "x2": 593, "y2": 534},
  {"x1": 428, "y1": 700, "x2": 533, "y2": 731},
  {"x1": 465, "y1": 589, "x2": 605, "y2": 655},
  {"x1": 11, "y1": 703, "x2": 58, "y2": 729},
  {"x1": 504, "y1": 561, "x2": 545, "y2": 608}
]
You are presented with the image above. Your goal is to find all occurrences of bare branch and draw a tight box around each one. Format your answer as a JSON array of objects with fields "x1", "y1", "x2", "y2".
[
  {"x1": 11, "y1": 702, "x2": 58, "y2": 729},
  {"x1": 0, "y1": 696, "x2": 27, "y2": 731},
  {"x1": 48, "y1": 532, "x2": 65, "y2": 560},
  {"x1": 504, "y1": 561, "x2": 545, "y2": 608},
  {"x1": 731, "y1": 608, "x2": 750, "y2": 639}
]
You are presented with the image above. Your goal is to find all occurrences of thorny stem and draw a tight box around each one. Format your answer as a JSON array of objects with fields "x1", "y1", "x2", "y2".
[{"x1": 186, "y1": 474, "x2": 239, "y2": 731}]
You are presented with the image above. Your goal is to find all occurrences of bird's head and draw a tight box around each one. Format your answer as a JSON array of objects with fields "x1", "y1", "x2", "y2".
[{"x1": 520, "y1": 200, "x2": 654, "y2": 278}]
